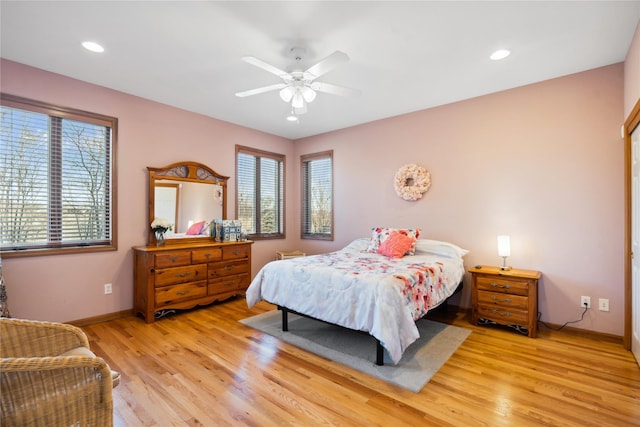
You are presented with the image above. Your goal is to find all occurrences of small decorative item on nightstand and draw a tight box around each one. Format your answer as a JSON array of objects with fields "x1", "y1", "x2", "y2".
[{"x1": 469, "y1": 265, "x2": 541, "y2": 337}]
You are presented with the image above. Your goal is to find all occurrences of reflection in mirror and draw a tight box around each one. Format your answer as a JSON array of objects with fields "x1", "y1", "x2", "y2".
[
  {"x1": 148, "y1": 162, "x2": 228, "y2": 245},
  {"x1": 154, "y1": 181, "x2": 223, "y2": 234}
]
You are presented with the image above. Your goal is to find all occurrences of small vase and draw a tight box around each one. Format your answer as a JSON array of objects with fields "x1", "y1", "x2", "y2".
[{"x1": 155, "y1": 231, "x2": 165, "y2": 247}]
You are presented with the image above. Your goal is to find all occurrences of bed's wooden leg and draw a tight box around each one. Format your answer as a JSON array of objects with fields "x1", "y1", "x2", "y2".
[{"x1": 376, "y1": 340, "x2": 384, "y2": 366}]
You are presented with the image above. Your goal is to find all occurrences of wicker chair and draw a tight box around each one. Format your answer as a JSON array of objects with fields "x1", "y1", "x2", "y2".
[{"x1": 0, "y1": 318, "x2": 120, "y2": 427}]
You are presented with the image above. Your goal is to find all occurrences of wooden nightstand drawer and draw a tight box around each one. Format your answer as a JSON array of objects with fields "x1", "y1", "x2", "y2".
[
  {"x1": 477, "y1": 305, "x2": 528, "y2": 324},
  {"x1": 477, "y1": 290, "x2": 529, "y2": 310},
  {"x1": 476, "y1": 276, "x2": 528, "y2": 296}
]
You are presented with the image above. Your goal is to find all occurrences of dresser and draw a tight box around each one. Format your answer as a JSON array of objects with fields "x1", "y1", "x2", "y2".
[
  {"x1": 469, "y1": 265, "x2": 541, "y2": 337},
  {"x1": 133, "y1": 241, "x2": 253, "y2": 322}
]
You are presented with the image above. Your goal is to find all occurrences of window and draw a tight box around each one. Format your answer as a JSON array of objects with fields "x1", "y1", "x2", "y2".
[
  {"x1": 0, "y1": 94, "x2": 117, "y2": 257},
  {"x1": 236, "y1": 145, "x2": 285, "y2": 239},
  {"x1": 301, "y1": 150, "x2": 333, "y2": 240}
]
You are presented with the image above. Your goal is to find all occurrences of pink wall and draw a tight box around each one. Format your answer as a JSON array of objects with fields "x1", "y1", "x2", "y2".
[
  {"x1": 0, "y1": 59, "x2": 296, "y2": 323},
  {"x1": 295, "y1": 64, "x2": 625, "y2": 336},
  {"x1": 0, "y1": 58, "x2": 628, "y2": 336}
]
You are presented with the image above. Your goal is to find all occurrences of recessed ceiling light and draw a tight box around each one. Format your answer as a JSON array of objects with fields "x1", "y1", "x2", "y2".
[
  {"x1": 490, "y1": 49, "x2": 510, "y2": 61},
  {"x1": 82, "y1": 41, "x2": 104, "y2": 53}
]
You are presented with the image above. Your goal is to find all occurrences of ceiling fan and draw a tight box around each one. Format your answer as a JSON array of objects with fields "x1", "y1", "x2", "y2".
[{"x1": 235, "y1": 47, "x2": 360, "y2": 115}]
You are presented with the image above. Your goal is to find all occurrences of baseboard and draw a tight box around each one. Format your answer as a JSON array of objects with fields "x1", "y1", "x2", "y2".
[
  {"x1": 448, "y1": 306, "x2": 623, "y2": 345},
  {"x1": 69, "y1": 309, "x2": 133, "y2": 327}
]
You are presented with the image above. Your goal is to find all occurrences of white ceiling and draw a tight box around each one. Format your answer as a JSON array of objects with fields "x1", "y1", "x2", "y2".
[{"x1": 1, "y1": 1, "x2": 639, "y2": 140}]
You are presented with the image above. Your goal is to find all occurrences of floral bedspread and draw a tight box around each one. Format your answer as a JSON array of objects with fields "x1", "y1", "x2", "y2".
[{"x1": 246, "y1": 238, "x2": 465, "y2": 364}]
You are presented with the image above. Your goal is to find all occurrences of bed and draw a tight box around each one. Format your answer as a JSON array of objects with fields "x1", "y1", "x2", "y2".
[{"x1": 246, "y1": 232, "x2": 468, "y2": 365}]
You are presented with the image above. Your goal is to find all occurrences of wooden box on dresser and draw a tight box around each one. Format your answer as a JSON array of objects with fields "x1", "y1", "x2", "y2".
[
  {"x1": 133, "y1": 241, "x2": 253, "y2": 322},
  {"x1": 469, "y1": 265, "x2": 541, "y2": 337}
]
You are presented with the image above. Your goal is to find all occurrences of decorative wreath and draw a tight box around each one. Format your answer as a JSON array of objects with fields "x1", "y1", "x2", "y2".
[{"x1": 394, "y1": 163, "x2": 431, "y2": 201}]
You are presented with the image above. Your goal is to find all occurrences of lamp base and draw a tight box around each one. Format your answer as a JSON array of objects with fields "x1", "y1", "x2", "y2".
[{"x1": 500, "y1": 266, "x2": 512, "y2": 271}]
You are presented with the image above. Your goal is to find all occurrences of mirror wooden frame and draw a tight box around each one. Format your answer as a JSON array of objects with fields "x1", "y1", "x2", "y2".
[{"x1": 148, "y1": 161, "x2": 229, "y2": 245}]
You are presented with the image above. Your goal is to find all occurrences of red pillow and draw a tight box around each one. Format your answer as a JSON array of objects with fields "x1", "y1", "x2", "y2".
[
  {"x1": 377, "y1": 231, "x2": 415, "y2": 258},
  {"x1": 186, "y1": 221, "x2": 206, "y2": 235}
]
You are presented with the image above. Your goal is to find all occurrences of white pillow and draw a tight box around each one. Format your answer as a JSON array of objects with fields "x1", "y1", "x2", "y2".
[
  {"x1": 343, "y1": 238, "x2": 370, "y2": 252},
  {"x1": 414, "y1": 239, "x2": 469, "y2": 259}
]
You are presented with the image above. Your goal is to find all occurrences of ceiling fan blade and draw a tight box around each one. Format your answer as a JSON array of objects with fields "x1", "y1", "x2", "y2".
[
  {"x1": 241, "y1": 56, "x2": 290, "y2": 78},
  {"x1": 235, "y1": 83, "x2": 287, "y2": 98},
  {"x1": 310, "y1": 81, "x2": 361, "y2": 97},
  {"x1": 305, "y1": 51, "x2": 349, "y2": 79}
]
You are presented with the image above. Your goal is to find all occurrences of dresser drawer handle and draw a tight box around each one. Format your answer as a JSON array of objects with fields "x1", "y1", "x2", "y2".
[
  {"x1": 491, "y1": 296, "x2": 512, "y2": 303},
  {"x1": 491, "y1": 309, "x2": 511, "y2": 317},
  {"x1": 224, "y1": 281, "x2": 235, "y2": 287},
  {"x1": 490, "y1": 283, "x2": 510, "y2": 289},
  {"x1": 204, "y1": 253, "x2": 211, "y2": 258},
  {"x1": 169, "y1": 256, "x2": 179, "y2": 262},
  {"x1": 233, "y1": 249, "x2": 241, "y2": 256},
  {"x1": 224, "y1": 265, "x2": 235, "y2": 271},
  {"x1": 175, "y1": 272, "x2": 191, "y2": 278},
  {"x1": 175, "y1": 290, "x2": 190, "y2": 296}
]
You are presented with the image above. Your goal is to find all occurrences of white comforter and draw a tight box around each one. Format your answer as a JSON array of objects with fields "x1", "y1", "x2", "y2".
[{"x1": 246, "y1": 238, "x2": 466, "y2": 364}]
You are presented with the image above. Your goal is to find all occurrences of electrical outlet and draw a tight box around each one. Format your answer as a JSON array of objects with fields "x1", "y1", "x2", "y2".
[
  {"x1": 104, "y1": 283, "x2": 112, "y2": 295},
  {"x1": 581, "y1": 296, "x2": 591, "y2": 308},
  {"x1": 599, "y1": 298, "x2": 609, "y2": 312}
]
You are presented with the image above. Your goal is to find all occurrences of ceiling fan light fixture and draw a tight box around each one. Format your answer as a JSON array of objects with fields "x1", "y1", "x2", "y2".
[
  {"x1": 302, "y1": 86, "x2": 316, "y2": 103},
  {"x1": 286, "y1": 114, "x2": 298, "y2": 122},
  {"x1": 490, "y1": 49, "x2": 511, "y2": 60},
  {"x1": 82, "y1": 41, "x2": 104, "y2": 53},
  {"x1": 279, "y1": 87, "x2": 294, "y2": 102},
  {"x1": 292, "y1": 91, "x2": 305, "y2": 109}
]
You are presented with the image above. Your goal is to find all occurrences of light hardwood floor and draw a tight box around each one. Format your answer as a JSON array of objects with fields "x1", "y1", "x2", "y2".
[{"x1": 83, "y1": 298, "x2": 640, "y2": 427}]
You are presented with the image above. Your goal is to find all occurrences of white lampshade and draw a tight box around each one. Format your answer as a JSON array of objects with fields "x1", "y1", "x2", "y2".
[{"x1": 497, "y1": 235, "x2": 511, "y2": 257}]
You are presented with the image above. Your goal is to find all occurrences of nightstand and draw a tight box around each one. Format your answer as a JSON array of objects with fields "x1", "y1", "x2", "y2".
[{"x1": 469, "y1": 265, "x2": 541, "y2": 337}]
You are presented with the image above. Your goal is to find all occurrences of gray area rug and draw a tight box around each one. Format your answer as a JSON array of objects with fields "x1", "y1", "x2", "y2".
[{"x1": 240, "y1": 310, "x2": 471, "y2": 392}]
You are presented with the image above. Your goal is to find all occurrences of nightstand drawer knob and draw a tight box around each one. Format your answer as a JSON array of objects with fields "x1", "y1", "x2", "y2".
[
  {"x1": 491, "y1": 296, "x2": 512, "y2": 303},
  {"x1": 491, "y1": 283, "x2": 510, "y2": 289},
  {"x1": 492, "y1": 309, "x2": 511, "y2": 317}
]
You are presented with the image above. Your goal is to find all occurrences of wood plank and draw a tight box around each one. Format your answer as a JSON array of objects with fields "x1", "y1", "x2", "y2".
[{"x1": 82, "y1": 297, "x2": 640, "y2": 426}]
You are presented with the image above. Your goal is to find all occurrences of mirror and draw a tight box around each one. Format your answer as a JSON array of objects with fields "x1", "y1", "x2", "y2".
[{"x1": 148, "y1": 161, "x2": 228, "y2": 245}]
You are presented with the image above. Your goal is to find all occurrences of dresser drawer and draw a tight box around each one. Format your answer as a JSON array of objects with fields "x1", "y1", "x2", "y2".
[
  {"x1": 477, "y1": 305, "x2": 528, "y2": 324},
  {"x1": 155, "y1": 281, "x2": 207, "y2": 305},
  {"x1": 476, "y1": 276, "x2": 529, "y2": 296},
  {"x1": 155, "y1": 264, "x2": 207, "y2": 287},
  {"x1": 477, "y1": 290, "x2": 529, "y2": 310},
  {"x1": 222, "y1": 245, "x2": 250, "y2": 260},
  {"x1": 208, "y1": 259, "x2": 249, "y2": 278},
  {"x1": 155, "y1": 251, "x2": 191, "y2": 268},
  {"x1": 208, "y1": 273, "x2": 249, "y2": 295},
  {"x1": 192, "y1": 248, "x2": 222, "y2": 263}
]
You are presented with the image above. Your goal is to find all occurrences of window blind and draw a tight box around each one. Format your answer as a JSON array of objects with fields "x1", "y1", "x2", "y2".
[
  {"x1": 0, "y1": 94, "x2": 116, "y2": 255},
  {"x1": 236, "y1": 146, "x2": 284, "y2": 239},
  {"x1": 301, "y1": 151, "x2": 333, "y2": 240}
]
